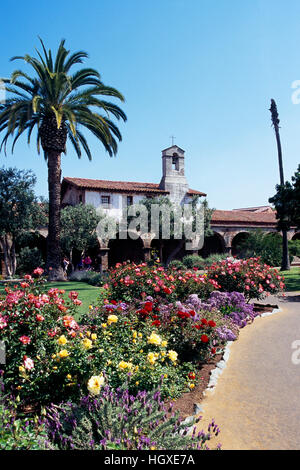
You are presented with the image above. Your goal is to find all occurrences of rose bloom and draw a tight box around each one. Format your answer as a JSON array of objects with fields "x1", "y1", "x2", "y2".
[
  {"x1": 82, "y1": 338, "x2": 93, "y2": 350},
  {"x1": 107, "y1": 314, "x2": 118, "y2": 325},
  {"x1": 167, "y1": 350, "x2": 178, "y2": 362},
  {"x1": 36, "y1": 314, "x2": 44, "y2": 322},
  {"x1": 87, "y1": 375, "x2": 105, "y2": 395},
  {"x1": 73, "y1": 299, "x2": 82, "y2": 306},
  {"x1": 23, "y1": 356, "x2": 34, "y2": 370},
  {"x1": 58, "y1": 335, "x2": 68, "y2": 346},
  {"x1": 118, "y1": 360, "x2": 133, "y2": 370},
  {"x1": 33, "y1": 267, "x2": 44, "y2": 276},
  {"x1": 19, "y1": 335, "x2": 31, "y2": 345},
  {"x1": 58, "y1": 349, "x2": 69, "y2": 358},
  {"x1": 201, "y1": 334, "x2": 209, "y2": 343},
  {"x1": 147, "y1": 332, "x2": 162, "y2": 346}
]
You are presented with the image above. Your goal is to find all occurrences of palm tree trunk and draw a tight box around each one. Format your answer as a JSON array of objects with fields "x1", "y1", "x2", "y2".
[
  {"x1": 274, "y1": 126, "x2": 290, "y2": 271},
  {"x1": 45, "y1": 150, "x2": 65, "y2": 281},
  {"x1": 270, "y1": 100, "x2": 290, "y2": 271}
]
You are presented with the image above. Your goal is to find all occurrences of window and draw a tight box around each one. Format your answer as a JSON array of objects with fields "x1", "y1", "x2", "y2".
[
  {"x1": 101, "y1": 195, "x2": 110, "y2": 208},
  {"x1": 127, "y1": 195, "x2": 133, "y2": 206},
  {"x1": 172, "y1": 155, "x2": 179, "y2": 171}
]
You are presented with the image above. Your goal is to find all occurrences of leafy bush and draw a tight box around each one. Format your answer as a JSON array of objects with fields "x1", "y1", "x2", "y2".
[
  {"x1": 16, "y1": 247, "x2": 44, "y2": 276},
  {"x1": 107, "y1": 262, "x2": 219, "y2": 303},
  {"x1": 289, "y1": 239, "x2": 300, "y2": 258},
  {"x1": 45, "y1": 385, "x2": 220, "y2": 450},
  {"x1": 203, "y1": 253, "x2": 228, "y2": 267},
  {"x1": 235, "y1": 230, "x2": 293, "y2": 267},
  {"x1": 0, "y1": 271, "x2": 195, "y2": 403},
  {"x1": 68, "y1": 270, "x2": 104, "y2": 286},
  {"x1": 168, "y1": 259, "x2": 185, "y2": 270},
  {"x1": 206, "y1": 257, "x2": 285, "y2": 300},
  {"x1": 186, "y1": 291, "x2": 258, "y2": 328},
  {"x1": 182, "y1": 255, "x2": 205, "y2": 270},
  {"x1": 0, "y1": 391, "x2": 48, "y2": 450}
]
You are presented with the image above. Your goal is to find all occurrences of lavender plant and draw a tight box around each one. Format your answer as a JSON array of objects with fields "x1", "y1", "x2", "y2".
[{"x1": 45, "y1": 384, "x2": 220, "y2": 450}]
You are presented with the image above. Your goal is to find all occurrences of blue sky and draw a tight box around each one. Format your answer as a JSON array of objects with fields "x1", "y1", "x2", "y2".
[{"x1": 1, "y1": 0, "x2": 300, "y2": 210}]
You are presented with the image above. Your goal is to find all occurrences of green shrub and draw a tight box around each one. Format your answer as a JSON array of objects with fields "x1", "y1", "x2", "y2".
[
  {"x1": 0, "y1": 393, "x2": 49, "y2": 450},
  {"x1": 204, "y1": 253, "x2": 228, "y2": 267},
  {"x1": 168, "y1": 259, "x2": 185, "y2": 270},
  {"x1": 289, "y1": 239, "x2": 300, "y2": 258},
  {"x1": 182, "y1": 255, "x2": 205, "y2": 269},
  {"x1": 16, "y1": 247, "x2": 44, "y2": 276},
  {"x1": 45, "y1": 385, "x2": 220, "y2": 450}
]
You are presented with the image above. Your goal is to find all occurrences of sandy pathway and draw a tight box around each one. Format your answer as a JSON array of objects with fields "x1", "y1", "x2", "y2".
[{"x1": 197, "y1": 292, "x2": 300, "y2": 450}]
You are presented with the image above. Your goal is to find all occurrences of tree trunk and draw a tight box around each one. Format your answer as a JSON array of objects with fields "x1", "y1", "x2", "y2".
[
  {"x1": 0, "y1": 235, "x2": 12, "y2": 277},
  {"x1": 281, "y1": 230, "x2": 290, "y2": 271},
  {"x1": 45, "y1": 150, "x2": 65, "y2": 281}
]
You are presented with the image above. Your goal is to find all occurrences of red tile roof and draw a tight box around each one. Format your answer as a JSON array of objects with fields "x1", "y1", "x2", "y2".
[
  {"x1": 62, "y1": 177, "x2": 206, "y2": 196},
  {"x1": 211, "y1": 209, "x2": 277, "y2": 226}
]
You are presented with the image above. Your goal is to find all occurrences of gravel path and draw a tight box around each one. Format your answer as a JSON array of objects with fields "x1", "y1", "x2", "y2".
[{"x1": 197, "y1": 292, "x2": 300, "y2": 450}]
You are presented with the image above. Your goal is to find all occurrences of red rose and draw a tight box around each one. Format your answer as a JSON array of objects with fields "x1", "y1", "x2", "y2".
[
  {"x1": 201, "y1": 319, "x2": 208, "y2": 325},
  {"x1": 19, "y1": 335, "x2": 31, "y2": 345},
  {"x1": 188, "y1": 372, "x2": 196, "y2": 380},
  {"x1": 208, "y1": 320, "x2": 216, "y2": 328},
  {"x1": 152, "y1": 320, "x2": 161, "y2": 327},
  {"x1": 211, "y1": 347, "x2": 216, "y2": 354},
  {"x1": 201, "y1": 334, "x2": 209, "y2": 343}
]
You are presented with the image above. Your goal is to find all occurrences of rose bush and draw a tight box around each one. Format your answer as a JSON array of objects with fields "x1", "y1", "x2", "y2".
[
  {"x1": 106, "y1": 262, "x2": 219, "y2": 303},
  {"x1": 206, "y1": 257, "x2": 285, "y2": 300},
  {"x1": 0, "y1": 272, "x2": 195, "y2": 404}
]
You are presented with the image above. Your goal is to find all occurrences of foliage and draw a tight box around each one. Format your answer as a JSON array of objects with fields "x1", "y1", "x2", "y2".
[
  {"x1": 269, "y1": 164, "x2": 300, "y2": 230},
  {"x1": 106, "y1": 262, "x2": 219, "y2": 303},
  {"x1": 17, "y1": 247, "x2": 44, "y2": 276},
  {"x1": 235, "y1": 229, "x2": 286, "y2": 267},
  {"x1": 168, "y1": 259, "x2": 185, "y2": 270},
  {"x1": 182, "y1": 255, "x2": 205, "y2": 270},
  {"x1": 45, "y1": 385, "x2": 220, "y2": 450},
  {"x1": 289, "y1": 239, "x2": 300, "y2": 258},
  {"x1": 0, "y1": 391, "x2": 48, "y2": 450},
  {"x1": 206, "y1": 257, "x2": 285, "y2": 300},
  {"x1": 0, "y1": 167, "x2": 46, "y2": 277},
  {"x1": 0, "y1": 38, "x2": 127, "y2": 159},
  {"x1": 61, "y1": 203, "x2": 101, "y2": 269},
  {"x1": 0, "y1": 272, "x2": 195, "y2": 404}
]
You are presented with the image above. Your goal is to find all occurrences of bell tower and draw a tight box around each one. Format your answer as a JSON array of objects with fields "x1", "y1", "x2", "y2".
[{"x1": 159, "y1": 145, "x2": 189, "y2": 204}]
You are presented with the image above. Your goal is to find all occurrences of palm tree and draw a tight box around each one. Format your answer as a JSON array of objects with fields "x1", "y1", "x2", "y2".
[
  {"x1": 0, "y1": 39, "x2": 126, "y2": 280},
  {"x1": 269, "y1": 99, "x2": 290, "y2": 271}
]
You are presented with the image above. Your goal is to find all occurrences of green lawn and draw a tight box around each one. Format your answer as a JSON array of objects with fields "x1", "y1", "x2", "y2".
[
  {"x1": 281, "y1": 266, "x2": 300, "y2": 292},
  {"x1": 0, "y1": 281, "x2": 102, "y2": 319}
]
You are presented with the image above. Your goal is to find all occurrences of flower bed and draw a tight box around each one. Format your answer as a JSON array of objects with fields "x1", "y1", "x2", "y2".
[{"x1": 0, "y1": 259, "x2": 285, "y2": 450}]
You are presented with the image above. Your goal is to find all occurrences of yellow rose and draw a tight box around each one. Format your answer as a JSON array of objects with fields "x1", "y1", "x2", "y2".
[
  {"x1": 161, "y1": 340, "x2": 168, "y2": 348},
  {"x1": 66, "y1": 374, "x2": 72, "y2": 380},
  {"x1": 91, "y1": 333, "x2": 97, "y2": 341},
  {"x1": 87, "y1": 375, "x2": 105, "y2": 395},
  {"x1": 58, "y1": 349, "x2": 69, "y2": 358},
  {"x1": 147, "y1": 332, "x2": 162, "y2": 346},
  {"x1": 101, "y1": 323, "x2": 107, "y2": 328},
  {"x1": 118, "y1": 360, "x2": 133, "y2": 370},
  {"x1": 132, "y1": 331, "x2": 137, "y2": 339},
  {"x1": 107, "y1": 314, "x2": 118, "y2": 325},
  {"x1": 189, "y1": 383, "x2": 195, "y2": 389},
  {"x1": 82, "y1": 338, "x2": 93, "y2": 350},
  {"x1": 147, "y1": 352, "x2": 157, "y2": 365},
  {"x1": 167, "y1": 350, "x2": 178, "y2": 362},
  {"x1": 57, "y1": 335, "x2": 68, "y2": 346}
]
